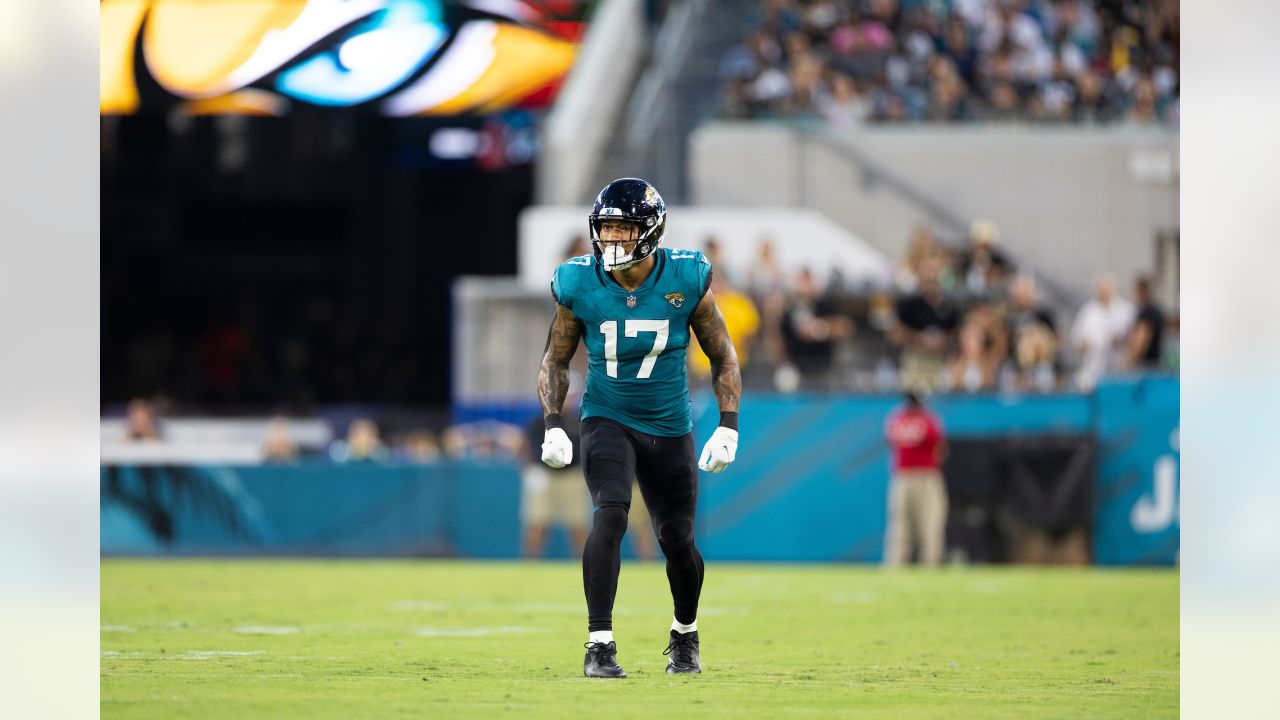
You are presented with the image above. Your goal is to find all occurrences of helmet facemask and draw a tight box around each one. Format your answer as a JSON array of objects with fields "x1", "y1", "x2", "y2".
[{"x1": 589, "y1": 212, "x2": 665, "y2": 271}]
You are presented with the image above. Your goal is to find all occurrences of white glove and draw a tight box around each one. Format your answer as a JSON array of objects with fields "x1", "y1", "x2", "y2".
[
  {"x1": 541, "y1": 427, "x2": 573, "y2": 469},
  {"x1": 698, "y1": 426, "x2": 738, "y2": 474}
]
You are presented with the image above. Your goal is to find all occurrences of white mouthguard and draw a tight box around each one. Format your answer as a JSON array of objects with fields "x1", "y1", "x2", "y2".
[{"x1": 601, "y1": 245, "x2": 636, "y2": 270}]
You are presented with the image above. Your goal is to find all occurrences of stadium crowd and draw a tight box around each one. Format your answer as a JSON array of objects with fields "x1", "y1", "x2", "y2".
[
  {"x1": 719, "y1": 0, "x2": 1179, "y2": 125},
  {"x1": 694, "y1": 220, "x2": 1173, "y2": 396}
]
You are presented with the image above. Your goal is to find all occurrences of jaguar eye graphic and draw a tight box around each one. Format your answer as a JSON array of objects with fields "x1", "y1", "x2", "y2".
[{"x1": 101, "y1": 0, "x2": 578, "y2": 116}]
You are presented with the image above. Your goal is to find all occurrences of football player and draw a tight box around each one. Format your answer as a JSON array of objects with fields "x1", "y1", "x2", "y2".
[{"x1": 538, "y1": 178, "x2": 741, "y2": 678}]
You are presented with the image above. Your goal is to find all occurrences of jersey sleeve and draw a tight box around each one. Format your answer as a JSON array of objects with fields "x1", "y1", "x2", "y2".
[
  {"x1": 696, "y1": 252, "x2": 713, "y2": 299},
  {"x1": 550, "y1": 263, "x2": 572, "y2": 311},
  {"x1": 670, "y1": 249, "x2": 713, "y2": 302}
]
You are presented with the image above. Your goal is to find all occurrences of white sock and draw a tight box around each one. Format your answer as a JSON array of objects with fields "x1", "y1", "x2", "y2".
[
  {"x1": 671, "y1": 617, "x2": 697, "y2": 634},
  {"x1": 588, "y1": 630, "x2": 614, "y2": 645}
]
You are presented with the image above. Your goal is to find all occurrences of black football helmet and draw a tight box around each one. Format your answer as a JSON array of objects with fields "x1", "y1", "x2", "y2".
[{"x1": 588, "y1": 178, "x2": 667, "y2": 270}]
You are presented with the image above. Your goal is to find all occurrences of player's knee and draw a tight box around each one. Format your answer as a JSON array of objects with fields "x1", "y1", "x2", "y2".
[
  {"x1": 656, "y1": 518, "x2": 694, "y2": 549},
  {"x1": 592, "y1": 504, "x2": 629, "y2": 540}
]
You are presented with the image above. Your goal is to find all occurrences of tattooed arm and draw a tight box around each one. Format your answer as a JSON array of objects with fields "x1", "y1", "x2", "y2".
[
  {"x1": 538, "y1": 302, "x2": 582, "y2": 420},
  {"x1": 690, "y1": 290, "x2": 742, "y2": 416}
]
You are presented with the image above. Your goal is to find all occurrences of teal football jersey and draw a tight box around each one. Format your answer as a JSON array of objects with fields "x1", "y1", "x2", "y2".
[{"x1": 551, "y1": 248, "x2": 713, "y2": 437}]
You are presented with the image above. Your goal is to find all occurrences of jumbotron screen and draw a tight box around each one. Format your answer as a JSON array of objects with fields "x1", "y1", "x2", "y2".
[{"x1": 100, "y1": 0, "x2": 588, "y2": 116}]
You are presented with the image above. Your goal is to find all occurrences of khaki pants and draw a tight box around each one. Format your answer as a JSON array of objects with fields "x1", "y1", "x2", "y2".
[
  {"x1": 900, "y1": 349, "x2": 945, "y2": 392},
  {"x1": 884, "y1": 469, "x2": 948, "y2": 566},
  {"x1": 521, "y1": 465, "x2": 589, "y2": 530},
  {"x1": 1008, "y1": 524, "x2": 1090, "y2": 565}
]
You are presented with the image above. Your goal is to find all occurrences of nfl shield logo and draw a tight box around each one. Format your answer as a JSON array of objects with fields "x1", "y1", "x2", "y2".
[{"x1": 626, "y1": 295, "x2": 637, "y2": 308}]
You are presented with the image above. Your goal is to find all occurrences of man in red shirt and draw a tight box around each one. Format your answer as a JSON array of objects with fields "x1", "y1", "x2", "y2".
[{"x1": 883, "y1": 388, "x2": 948, "y2": 566}]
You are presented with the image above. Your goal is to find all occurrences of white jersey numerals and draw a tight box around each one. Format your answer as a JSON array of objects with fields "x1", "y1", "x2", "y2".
[{"x1": 600, "y1": 319, "x2": 670, "y2": 379}]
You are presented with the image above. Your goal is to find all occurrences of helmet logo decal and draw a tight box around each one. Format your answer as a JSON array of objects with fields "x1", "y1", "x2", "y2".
[
  {"x1": 598, "y1": 207, "x2": 623, "y2": 217},
  {"x1": 665, "y1": 292, "x2": 685, "y2": 309},
  {"x1": 644, "y1": 185, "x2": 658, "y2": 203}
]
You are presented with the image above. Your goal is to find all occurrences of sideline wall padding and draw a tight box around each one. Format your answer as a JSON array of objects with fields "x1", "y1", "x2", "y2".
[{"x1": 101, "y1": 379, "x2": 1178, "y2": 564}]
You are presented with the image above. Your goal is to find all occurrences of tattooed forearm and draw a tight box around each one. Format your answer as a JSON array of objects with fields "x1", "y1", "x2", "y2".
[
  {"x1": 538, "y1": 303, "x2": 582, "y2": 417},
  {"x1": 690, "y1": 290, "x2": 741, "y2": 413}
]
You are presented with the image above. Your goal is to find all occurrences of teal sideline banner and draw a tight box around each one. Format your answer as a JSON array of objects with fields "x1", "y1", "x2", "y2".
[
  {"x1": 1092, "y1": 377, "x2": 1180, "y2": 565},
  {"x1": 100, "y1": 461, "x2": 521, "y2": 557},
  {"x1": 101, "y1": 379, "x2": 1178, "y2": 563}
]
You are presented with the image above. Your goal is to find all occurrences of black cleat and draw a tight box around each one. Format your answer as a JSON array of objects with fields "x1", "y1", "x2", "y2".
[
  {"x1": 583, "y1": 641, "x2": 627, "y2": 678},
  {"x1": 664, "y1": 630, "x2": 701, "y2": 674}
]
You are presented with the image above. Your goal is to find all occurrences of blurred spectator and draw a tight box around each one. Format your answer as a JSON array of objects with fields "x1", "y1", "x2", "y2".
[
  {"x1": 1005, "y1": 274, "x2": 1060, "y2": 390},
  {"x1": 398, "y1": 429, "x2": 441, "y2": 463},
  {"x1": 124, "y1": 398, "x2": 162, "y2": 442},
  {"x1": 944, "y1": 319, "x2": 997, "y2": 392},
  {"x1": 895, "y1": 224, "x2": 939, "y2": 292},
  {"x1": 969, "y1": 300, "x2": 1010, "y2": 359},
  {"x1": 1010, "y1": 322, "x2": 1059, "y2": 391},
  {"x1": 780, "y1": 268, "x2": 854, "y2": 386},
  {"x1": 883, "y1": 387, "x2": 948, "y2": 566},
  {"x1": 979, "y1": 0, "x2": 1051, "y2": 80},
  {"x1": 957, "y1": 219, "x2": 1013, "y2": 296},
  {"x1": 1044, "y1": 0, "x2": 1101, "y2": 57},
  {"x1": 443, "y1": 419, "x2": 524, "y2": 460},
  {"x1": 940, "y1": 14, "x2": 979, "y2": 88},
  {"x1": 262, "y1": 417, "x2": 298, "y2": 462},
  {"x1": 747, "y1": 238, "x2": 790, "y2": 373},
  {"x1": 785, "y1": 49, "x2": 826, "y2": 118},
  {"x1": 950, "y1": 0, "x2": 987, "y2": 28},
  {"x1": 926, "y1": 61, "x2": 980, "y2": 122},
  {"x1": 893, "y1": 256, "x2": 959, "y2": 392},
  {"x1": 1123, "y1": 74, "x2": 1161, "y2": 126},
  {"x1": 816, "y1": 72, "x2": 873, "y2": 127},
  {"x1": 1069, "y1": 273, "x2": 1135, "y2": 389},
  {"x1": 689, "y1": 271, "x2": 761, "y2": 377},
  {"x1": 563, "y1": 234, "x2": 590, "y2": 260},
  {"x1": 1005, "y1": 273, "x2": 1057, "y2": 340},
  {"x1": 1125, "y1": 275, "x2": 1165, "y2": 370},
  {"x1": 1035, "y1": 57, "x2": 1079, "y2": 122},
  {"x1": 723, "y1": 19, "x2": 791, "y2": 116},
  {"x1": 703, "y1": 236, "x2": 729, "y2": 281},
  {"x1": 746, "y1": 237, "x2": 787, "y2": 298},
  {"x1": 336, "y1": 418, "x2": 388, "y2": 463},
  {"x1": 522, "y1": 404, "x2": 589, "y2": 559},
  {"x1": 1071, "y1": 69, "x2": 1118, "y2": 123},
  {"x1": 985, "y1": 80, "x2": 1022, "y2": 122}
]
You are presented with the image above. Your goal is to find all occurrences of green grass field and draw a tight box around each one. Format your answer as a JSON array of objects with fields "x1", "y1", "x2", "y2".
[{"x1": 101, "y1": 560, "x2": 1177, "y2": 719}]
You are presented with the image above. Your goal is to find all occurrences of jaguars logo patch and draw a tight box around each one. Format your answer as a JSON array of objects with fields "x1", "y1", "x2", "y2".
[{"x1": 665, "y1": 292, "x2": 685, "y2": 309}]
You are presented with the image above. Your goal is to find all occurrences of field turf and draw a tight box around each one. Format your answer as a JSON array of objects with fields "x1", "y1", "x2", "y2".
[{"x1": 101, "y1": 560, "x2": 1177, "y2": 718}]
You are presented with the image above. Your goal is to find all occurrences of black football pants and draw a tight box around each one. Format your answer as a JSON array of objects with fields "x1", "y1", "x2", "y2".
[{"x1": 579, "y1": 416, "x2": 705, "y2": 632}]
